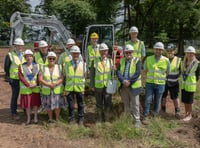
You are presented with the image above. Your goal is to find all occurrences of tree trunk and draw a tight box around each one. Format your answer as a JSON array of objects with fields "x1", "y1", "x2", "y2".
[{"x1": 178, "y1": 23, "x2": 184, "y2": 56}]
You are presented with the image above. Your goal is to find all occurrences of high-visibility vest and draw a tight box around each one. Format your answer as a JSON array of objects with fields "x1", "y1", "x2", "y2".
[
  {"x1": 8, "y1": 51, "x2": 26, "y2": 79},
  {"x1": 20, "y1": 64, "x2": 40, "y2": 94},
  {"x1": 181, "y1": 60, "x2": 199, "y2": 92},
  {"x1": 119, "y1": 57, "x2": 141, "y2": 89},
  {"x1": 34, "y1": 52, "x2": 48, "y2": 69},
  {"x1": 94, "y1": 57, "x2": 112, "y2": 88},
  {"x1": 41, "y1": 64, "x2": 63, "y2": 95},
  {"x1": 64, "y1": 60, "x2": 85, "y2": 92},
  {"x1": 88, "y1": 44, "x2": 100, "y2": 67},
  {"x1": 125, "y1": 40, "x2": 144, "y2": 58},
  {"x1": 58, "y1": 51, "x2": 70, "y2": 65},
  {"x1": 167, "y1": 56, "x2": 181, "y2": 83},
  {"x1": 146, "y1": 55, "x2": 169, "y2": 85}
]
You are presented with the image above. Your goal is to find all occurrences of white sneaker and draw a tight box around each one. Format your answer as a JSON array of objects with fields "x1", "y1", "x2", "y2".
[{"x1": 182, "y1": 116, "x2": 192, "y2": 121}]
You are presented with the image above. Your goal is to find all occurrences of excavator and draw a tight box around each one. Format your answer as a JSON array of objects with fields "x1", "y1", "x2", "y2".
[{"x1": 9, "y1": 11, "x2": 123, "y2": 68}]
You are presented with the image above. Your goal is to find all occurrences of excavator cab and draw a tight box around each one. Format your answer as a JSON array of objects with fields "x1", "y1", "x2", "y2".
[{"x1": 82, "y1": 24, "x2": 115, "y2": 68}]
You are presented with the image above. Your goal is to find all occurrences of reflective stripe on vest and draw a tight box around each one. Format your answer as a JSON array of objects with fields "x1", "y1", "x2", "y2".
[
  {"x1": 181, "y1": 61, "x2": 199, "y2": 92},
  {"x1": 125, "y1": 40, "x2": 143, "y2": 58},
  {"x1": 41, "y1": 64, "x2": 63, "y2": 95},
  {"x1": 94, "y1": 57, "x2": 112, "y2": 88},
  {"x1": 8, "y1": 51, "x2": 26, "y2": 79},
  {"x1": 146, "y1": 55, "x2": 169, "y2": 85},
  {"x1": 120, "y1": 57, "x2": 141, "y2": 89},
  {"x1": 64, "y1": 61, "x2": 85, "y2": 92},
  {"x1": 167, "y1": 56, "x2": 181, "y2": 83},
  {"x1": 88, "y1": 44, "x2": 100, "y2": 67},
  {"x1": 20, "y1": 64, "x2": 40, "y2": 94}
]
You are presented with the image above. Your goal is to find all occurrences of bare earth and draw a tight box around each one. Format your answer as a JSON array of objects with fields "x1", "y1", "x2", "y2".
[{"x1": 0, "y1": 48, "x2": 200, "y2": 147}]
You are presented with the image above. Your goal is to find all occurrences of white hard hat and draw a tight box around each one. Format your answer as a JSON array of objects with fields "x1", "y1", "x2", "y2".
[
  {"x1": 14, "y1": 38, "x2": 24, "y2": 45},
  {"x1": 47, "y1": 51, "x2": 57, "y2": 58},
  {"x1": 24, "y1": 49, "x2": 33, "y2": 56},
  {"x1": 167, "y1": 43, "x2": 176, "y2": 50},
  {"x1": 129, "y1": 26, "x2": 138, "y2": 33},
  {"x1": 39, "y1": 40, "x2": 48, "y2": 48},
  {"x1": 185, "y1": 46, "x2": 196, "y2": 53},
  {"x1": 99, "y1": 43, "x2": 109, "y2": 51},
  {"x1": 124, "y1": 44, "x2": 134, "y2": 52},
  {"x1": 153, "y1": 42, "x2": 164, "y2": 50},
  {"x1": 70, "y1": 45, "x2": 80, "y2": 53},
  {"x1": 66, "y1": 38, "x2": 75, "y2": 45}
]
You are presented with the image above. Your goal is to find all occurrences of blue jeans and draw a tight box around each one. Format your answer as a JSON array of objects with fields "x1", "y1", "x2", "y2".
[
  {"x1": 143, "y1": 83, "x2": 165, "y2": 116},
  {"x1": 9, "y1": 79, "x2": 20, "y2": 115}
]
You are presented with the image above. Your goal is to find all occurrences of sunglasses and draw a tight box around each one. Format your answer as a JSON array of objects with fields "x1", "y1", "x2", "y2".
[{"x1": 49, "y1": 58, "x2": 56, "y2": 61}]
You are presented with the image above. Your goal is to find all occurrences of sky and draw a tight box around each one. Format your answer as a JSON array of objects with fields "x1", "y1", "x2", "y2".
[{"x1": 28, "y1": 0, "x2": 41, "y2": 12}]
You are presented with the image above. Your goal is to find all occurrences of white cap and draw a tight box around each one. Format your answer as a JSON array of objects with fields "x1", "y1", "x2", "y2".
[
  {"x1": 39, "y1": 40, "x2": 48, "y2": 48},
  {"x1": 167, "y1": 43, "x2": 176, "y2": 50},
  {"x1": 124, "y1": 44, "x2": 134, "y2": 52},
  {"x1": 47, "y1": 51, "x2": 57, "y2": 58},
  {"x1": 153, "y1": 42, "x2": 164, "y2": 50},
  {"x1": 14, "y1": 38, "x2": 24, "y2": 45},
  {"x1": 24, "y1": 49, "x2": 33, "y2": 56},
  {"x1": 70, "y1": 45, "x2": 80, "y2": 53},
  {"x1": 129, "y1": 26, "x2": 138, "y2": 33},
  {"x1": 66, "y1": 38, "x2": 75, "y2": 45},
  {"x1": 185, "y1": 46, "x2": 196, "y2": 53},
  {"x1": 99, "y1": 43, "x2": 109, "y2": 51}
]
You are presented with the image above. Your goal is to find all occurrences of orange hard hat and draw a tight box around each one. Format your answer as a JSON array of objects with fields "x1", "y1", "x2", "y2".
[{"x1": 90, "y1": 32, "x2": 99, "y2": 39}]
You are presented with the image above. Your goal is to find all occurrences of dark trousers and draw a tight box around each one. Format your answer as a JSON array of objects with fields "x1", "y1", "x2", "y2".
[
  {"x1": 67, "y1": 91, "x2": 84, "y2": 121},
  {"x1": 95, "y1": 87, "x2": 112, "y2": 110},
  {"x1": 9, "y1": 79, "x2": 20, "y2": 114}
]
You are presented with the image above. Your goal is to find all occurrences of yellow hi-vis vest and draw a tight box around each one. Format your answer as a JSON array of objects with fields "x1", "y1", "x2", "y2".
[
  {"x1": 88, "y1": 44, "x2": 100, "y2": 68},
  {"x1": 8, "y1": 51, "x2": 26, "y2": 79},
  {"x1": 20, "y1": 64, "x2": 40, "y2": 94},
  {"x1": 146, "y1": 55, "x2": 169, "y2": 85},
  {"x1": 125, "y1": 40, "x2": 144, "y2": 58},
  {"x1": 58, "y1": 52, "x2": 70, "y2": 65},
  {"x1": 41, "y1": 64, "x2": 63, "y2": 95},
  {"x1": 119, "y1": 57, "x2": 141, "y2": 89},
  {"x1": 167, "y1": 56, "x2": 181, "y2": 83},
  {"x1": 64, "y1": 60, "x2": 86, "y2": 92},
  {"x1": 94, "y1": 57, "x2": 112, "y2": 88},
  {"x1": 181, "y1": 60, "x2": 199, "y2": 92},
  {"x1": 34, "y1": 52, "x2": 48, "y2": 70}
]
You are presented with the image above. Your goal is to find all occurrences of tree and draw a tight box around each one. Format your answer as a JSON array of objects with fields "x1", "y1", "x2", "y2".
[
  {"x1": 50, "y1": 0, "x2": 96, "y2": 36},
  {"x1": 0, "y1": 0, "x2": 30, "y2": 41}
]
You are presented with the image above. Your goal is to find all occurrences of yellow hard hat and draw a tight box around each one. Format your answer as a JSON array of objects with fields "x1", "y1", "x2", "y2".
[{"x1": 90, "y1": 32, "x2": 99, "y2": 39}]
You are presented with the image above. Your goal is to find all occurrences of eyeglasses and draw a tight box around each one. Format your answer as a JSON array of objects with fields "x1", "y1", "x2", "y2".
[
  {"x1": 49, "y1": 58, "x2": 56, "y2": 61},
  {"x1": 125, "y1": 52, "x2": 132, "y2": 55}
]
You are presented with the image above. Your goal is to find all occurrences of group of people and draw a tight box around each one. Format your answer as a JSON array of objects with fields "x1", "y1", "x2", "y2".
[{"x1": 4, "y1": 26, "x2": 200, "y2": 128}]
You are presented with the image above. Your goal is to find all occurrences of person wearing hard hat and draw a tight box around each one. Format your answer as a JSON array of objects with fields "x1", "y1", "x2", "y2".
[
  {"x1": 87, "y1": 32, "x2": 100, "y2": 69},
  {"x1": 39, "y1": 51, "x2": 64, "y2": 122},
  {"x1": 4, "y1": 38, "x2": 26, "y2": 120},
  {"x1": 63, "y1": 45, "x2": 86, "y2": 125},
  {"x1": 161, "y1": 43, "x2": 181, "y2": 118},
  {"x1": 125, "y1": 26, "x2": 146, "y2": 61},
  {"x1": 181, "y1": 46, "x2": 200, "y2": 121},
  {"x1": 58, "y1": 38, "x2": 75, "y2": 65},
  {"x1": 143, "y1": 42, "x2": 170, "y2": 124},
  {"x1": 18, "y1": 49, "x2": 41, "y2": 125},
  {"x1": 34, "y1": 40, "x2": 49, "y2": 68},
  {"x1": 116, "y1": 44, "x2": 142, "y2": 128},
  {"x1": 90, "y1": 43, "x2": 113, "y2": 122}
]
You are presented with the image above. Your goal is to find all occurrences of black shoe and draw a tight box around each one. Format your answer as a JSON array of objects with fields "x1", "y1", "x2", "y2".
[{"x1": 25, "y1": 121, "x2": 31, "y2": 126}]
